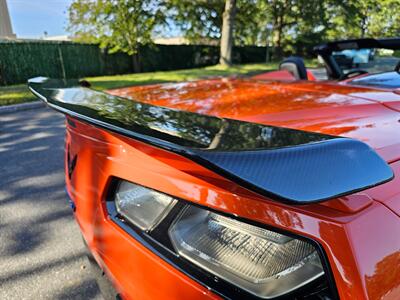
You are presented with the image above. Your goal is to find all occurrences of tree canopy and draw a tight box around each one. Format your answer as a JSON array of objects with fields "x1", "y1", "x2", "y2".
[
  {"x1": 67, "y1": 0, "x2": 400, "y2": 60},
  {"x1": 68, "y1": 0, "x2": 166, "y2": 55}
]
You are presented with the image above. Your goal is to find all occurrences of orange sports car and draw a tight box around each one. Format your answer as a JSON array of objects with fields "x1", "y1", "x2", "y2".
[{"x1": 29, "y1": 38, "x2": 400, "y2": 300}]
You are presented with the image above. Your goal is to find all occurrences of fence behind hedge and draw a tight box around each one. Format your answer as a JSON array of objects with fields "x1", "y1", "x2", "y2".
[{"x1": 0, "y1": 40, "x2": 269, "y2": 85}]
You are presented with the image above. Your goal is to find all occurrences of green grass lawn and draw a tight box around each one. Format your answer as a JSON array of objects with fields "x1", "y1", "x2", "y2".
[
  {"x1": 87, "y1": 62, "x2": 279, "y2": 90},
  {"x1": 0, "y1": 84, "x2": 37, "y2": 106},
  {"x1": 0, "y1": 60, "x2": 318, "y2": 106}
]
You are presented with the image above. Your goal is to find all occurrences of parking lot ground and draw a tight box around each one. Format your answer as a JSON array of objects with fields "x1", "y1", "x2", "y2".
[{"x1": 0, "y1": 108, "x2": 102, "y2": 299}]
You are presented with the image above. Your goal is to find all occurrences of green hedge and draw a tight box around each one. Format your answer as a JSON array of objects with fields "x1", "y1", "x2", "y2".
[{"x1": 0, "y1": 40, "x2": 268, "y2": 85}]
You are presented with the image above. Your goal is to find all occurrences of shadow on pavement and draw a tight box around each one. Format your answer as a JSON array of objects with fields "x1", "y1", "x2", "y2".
[{"x1": 0, "y1": 108, "x2": 101, "y2": 299}]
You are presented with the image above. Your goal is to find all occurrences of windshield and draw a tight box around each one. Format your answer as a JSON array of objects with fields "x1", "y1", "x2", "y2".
[{"x1": 332, "y1": 48, "x2": 400, "y2": 75}]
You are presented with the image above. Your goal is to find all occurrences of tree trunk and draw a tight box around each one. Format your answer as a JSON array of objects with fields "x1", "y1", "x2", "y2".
[
  {"x1": 276, "y1": 24, "x2": 283, "y2": 58},
  {"x1": 360, "y1": 15, "x2": 367, "y2": 38},
  {"x1": 219, "y1": 0, "x2": 236, "y2": 66},
  {"x1": 208, "y1": 120, "x2": 230, "y2": 149},
  {"x1": 132, "y1": 52, "x2": 141, "y2": 73},
  {"x1": 275, "y1": 10, "x2": 284, "y2": 59}
]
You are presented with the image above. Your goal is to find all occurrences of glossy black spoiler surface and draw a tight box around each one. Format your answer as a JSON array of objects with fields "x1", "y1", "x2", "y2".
[{"x1": 28, "y1": 77, "x2": 393, "y2": 204}]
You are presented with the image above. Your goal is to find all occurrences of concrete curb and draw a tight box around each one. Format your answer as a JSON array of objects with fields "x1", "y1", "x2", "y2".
[{"x1": 0, "y1": 101, "x2": 44, "y2": 115}]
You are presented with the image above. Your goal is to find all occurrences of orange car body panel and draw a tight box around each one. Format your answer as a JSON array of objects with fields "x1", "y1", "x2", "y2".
[
  {"x1": 251, "y1": 69, "x2": 317, "y2": 81},
  {"x1": 67, "y1": 78, "x2": 400, "y2": 300},
  {"x1": 109, "y1": 79, "x2": 400, "y2": 163}
]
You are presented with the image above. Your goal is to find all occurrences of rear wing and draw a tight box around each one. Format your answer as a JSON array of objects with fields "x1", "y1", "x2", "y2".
[{"x1": 28, "y1": 77, "x2": 393, "y2": 204}]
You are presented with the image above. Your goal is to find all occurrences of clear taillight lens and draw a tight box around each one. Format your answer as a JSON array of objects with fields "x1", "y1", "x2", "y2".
[
  {"x1": 115, "y1": 181, "x2": 176, "y2": 231},
  {"x1": 168, "y1": 206, "x2": 324, "y2": 299}
]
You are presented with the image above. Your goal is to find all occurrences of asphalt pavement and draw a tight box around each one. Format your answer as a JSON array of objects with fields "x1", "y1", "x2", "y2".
[{"x1": 0, "y1": 108, "x2": 102, "y2": 299}]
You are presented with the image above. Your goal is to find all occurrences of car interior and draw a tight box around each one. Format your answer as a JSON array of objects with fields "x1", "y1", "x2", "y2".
[{"x1": 279, "y1": 56, "x2": 309, "y2": 80}]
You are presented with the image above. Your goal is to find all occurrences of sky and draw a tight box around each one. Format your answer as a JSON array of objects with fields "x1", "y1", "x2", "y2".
[
  {"x1": 7, "y1": 0, "x2": 73, "y2": 38},
  {"x1": 6, "y1": 0, "x2": 179, "y2": 39}
]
